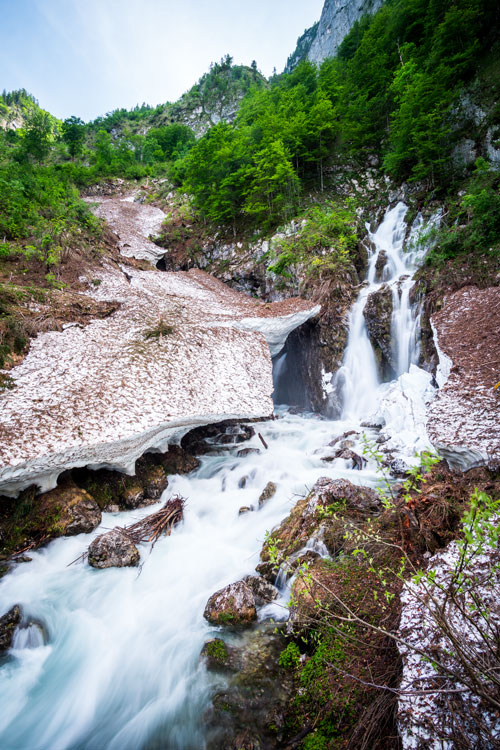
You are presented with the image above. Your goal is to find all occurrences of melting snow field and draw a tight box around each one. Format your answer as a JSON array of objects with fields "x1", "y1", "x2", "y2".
[{"x1": 0, "y1": 259, "x2": 318, "y2": 497}]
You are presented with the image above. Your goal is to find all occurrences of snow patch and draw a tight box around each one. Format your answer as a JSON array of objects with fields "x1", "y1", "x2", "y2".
[
  {"x1": 369, "y1": 365, "x2": 435, "y2": 464},
  {"x1": 234, "y1": 305, "x2": 321, "y2": 357},
  {"x1": 431, "y1": 319, "x2": 452, "y2": 388},
  {"x1": 398, "y1": 517, "x2": 500, "y2": 748}
]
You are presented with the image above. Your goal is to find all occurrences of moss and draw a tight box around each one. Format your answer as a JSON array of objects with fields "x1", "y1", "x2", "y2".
[
  {"x1": 206, "y1": 639, "x2": 228, "y2": 662},
  {"x1": 216, "y1": 611, "x2": 236, "y2": 625}
]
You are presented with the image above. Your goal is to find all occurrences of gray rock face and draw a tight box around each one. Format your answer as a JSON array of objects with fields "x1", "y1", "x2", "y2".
[
  {"x1": 203, "y1": 581, "x2": 257, "y2": 626},
  {"x1": 243, "y1": 575, "x2": 280, "y2": 606},
  {"x1": 0, "y1": 605, "x2": 21, "y2": 652},
  {"x1": 88, "y1": 529, "x2": 140, "y2": 569},
  {"x1": 363, "y1": 283, "x2": 394, "y2": 379},
  {"x1": 308, "y1": 0, "x2": 385, "y2": 65}
]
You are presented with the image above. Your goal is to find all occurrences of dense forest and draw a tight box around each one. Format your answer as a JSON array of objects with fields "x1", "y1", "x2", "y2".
[{"x1": 1, "y1": 0, "x2": 499, "y2": 279}]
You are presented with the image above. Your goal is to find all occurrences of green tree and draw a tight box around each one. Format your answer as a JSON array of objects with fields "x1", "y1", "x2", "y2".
[
  {"x1": 21, "y1": 108, "x2": 53, "y2": 162},
  {"x1": 62, "y1": 116, "x2": 86, "y2": 158}
]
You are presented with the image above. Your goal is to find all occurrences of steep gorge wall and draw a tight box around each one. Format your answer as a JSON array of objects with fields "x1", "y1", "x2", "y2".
[{"x1": 287, "y1": 0, "x2": 384, "y2": 70}]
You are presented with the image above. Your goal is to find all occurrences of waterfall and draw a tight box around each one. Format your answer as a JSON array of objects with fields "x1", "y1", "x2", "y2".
[{"x1": 337, "y1": 202, "x2": 430, "y2": 419}]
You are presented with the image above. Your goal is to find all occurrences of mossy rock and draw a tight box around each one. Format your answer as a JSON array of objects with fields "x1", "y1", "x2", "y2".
[
  {"x1": 203, "y1": 581, "x2": 257, "y2": 627},
  {"x1": 0, "y1": 479, "x2": 101, "y2": 554}
]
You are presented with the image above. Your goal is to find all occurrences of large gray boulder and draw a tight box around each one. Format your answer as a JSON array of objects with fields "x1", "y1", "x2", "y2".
[
  {"x1": 88, "y1": 529, "x2": 140, "y2": 569},
  {"x1": 203, "y1": 581, "x2": 257, "y2": 626}
]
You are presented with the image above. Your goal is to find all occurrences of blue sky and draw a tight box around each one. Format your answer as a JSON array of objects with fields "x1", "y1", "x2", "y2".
[{"x1": 0, "y1": 0, "x2": 324, "y2": 122}]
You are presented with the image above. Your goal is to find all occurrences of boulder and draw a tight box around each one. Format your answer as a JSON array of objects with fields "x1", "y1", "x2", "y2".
[
  {"x1": 316, "y1": 477, "x2": 379, "y2": 512},
  {"x1": 140, "y1": 464, "x2": 168, "y2": 499},
  {"x1": 88, "y1": 529, "x2": 140, "y2": 569},
  {"x1": 201, "y1": 638, "x2": 237, "y2": 672},
  {"x1": 260, "y1": 477, "x2": 380, "y2": 566},
  {"x1": 375, "y1": 249, "x2": 388, "y2": 281},
  {"x1": 333, "y1": 448, "x2": 366, "y2": 470},
  {"x1": 238, "y1": 506, "x2": 254, "y2": 515},
  {"x1": 41, "y1": 480, "x2": 102, "y2": 536},
  {"x1": 0, "y1": 604, "x2": 21, "y2": 652},
  {"x1": 243, "y1": 575, "x2": 279, "y2": 605},
  {"x1": 203, "y1": 581, "x2": 257, "y2": 626},
  {"x1": 155, "y1": 445, "x2": 200, "y2": 475},
  {"x1": 205, "y1": 624, "x2": 292, "y2": 750},
  {"x1": 258, "y1": 481, "x2": 277, "y2": 508}
]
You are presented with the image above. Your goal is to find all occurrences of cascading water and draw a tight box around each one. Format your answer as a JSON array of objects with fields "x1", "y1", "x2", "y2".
[
  {"x1": 337, "y1": 202, "x2": 431, "y2": 419},
  {"x1": 0, "y1": 202, "x2": 436, "y2": 750},
  {"x1": 0, "y1": 414, "x2": 381, "y2": 750}
]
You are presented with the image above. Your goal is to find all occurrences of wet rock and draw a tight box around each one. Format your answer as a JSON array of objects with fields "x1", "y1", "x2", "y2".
[
  {"x1": 201, "y1": 638, "x2": 237, "y2": 672},
  {"x1": 363, "y1": 284, "x2": 395, "y2": 379},
  {"x1": 88, "y1": 529, "x2": 140, "y2": 569},
  {"x1": 151, "y1": 445, "x2": 200, "y2": 476},
  {"x1": 135, "y1": 460, "x2": 168, "y2": 500},
  {"x1": 258, "y1": 481, "x2": 277, "y2": 508},
  {"x1": 0, "y1": 605, "x2": 21, "y2": 652},
  {"x1": 205, "y1": 624, "x2": 292, "y2": 750},
  {"x1": 121, "y1": 483, "x2": 145, "y2": 509},
  {"x1": 238, "y1": 475, "x2": 249, "y2": 489},
  {"x1": 387, "y1": 458, "x2": 411, "y2": 477},
  {"x1": 237, "y1": 448, "x2": 261, "y2": 458},
  {"x1": 238, "y1": 506, "x2": 254, "y2": 515},
  {"x1": 339, "y1": 439, "x2": 355, "y2": 449},
  {"x1": 104, "y1": 504, "x2": 120, "y2": 513},
  {"x1": 203, "y1": 581, "x2": 257, "y2": 626},
  {"x1": 40, "y1": 480, "x2": 102, "y2": 536},
  {"x1": 375, "y1": 250, "x2": 388, "y2": 281},
  {"x1": 255, "y1": 561, "x2": 277, "y2": 584},
  {"x1": 334, "y1": 448, "x2": 366, "y2": 470},
  {"x1": 14, "y1": 555, "x2": 32, "y2": 563},
  {"x1": 182, "y1": 421, "x2": 255, "y2": 456},
  {"x1": 243, "y1": 575, "x2": 279, "y2": 606},
  {"x1": 260, "y1": 477, "x2": 380, "y2": 565},
  {"x1": 328, "y1": 430, "x2": 358, "y2": 447},
  {"x1": 361, "y1": 417, "x2": 385, "y2": 428}
]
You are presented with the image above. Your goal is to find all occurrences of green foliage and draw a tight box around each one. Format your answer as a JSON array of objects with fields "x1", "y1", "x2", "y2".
[
  {"x1": 20, "y1": 107, "x2": 54, "y2": 162},
  {"x1": 279, "y1": 641, "x2": 301, "y2": 670},
  {"x1": 205, "y1": 639, "x2": 228, "y2": 662},
  {"x1": 426, "y1": 157, "x2": 500, "y2": 264},
  {"x1": 267, "y1": 200, "x2": 358, "y2": 279},
  {"x1": 62, "y1": 116, "x2": 86, "y2": 158},
  {"x1": 177, "y1": 0, "x2": 499, "y2": 230}
]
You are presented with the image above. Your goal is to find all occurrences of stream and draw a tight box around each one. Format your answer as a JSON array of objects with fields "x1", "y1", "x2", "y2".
[{"x1": 0, "y1": 203, "x2": 434, "y2": 749}]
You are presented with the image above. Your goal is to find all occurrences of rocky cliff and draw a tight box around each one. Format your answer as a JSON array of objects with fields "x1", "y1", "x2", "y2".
[{"x1": 287, "y1": 0, "x2": 384, "y2": 69}]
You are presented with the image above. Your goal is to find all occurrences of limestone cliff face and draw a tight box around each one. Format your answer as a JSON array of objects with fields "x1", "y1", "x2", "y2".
[{"x1": 287, "y1": 0, "x2": 384, "y2": 70}]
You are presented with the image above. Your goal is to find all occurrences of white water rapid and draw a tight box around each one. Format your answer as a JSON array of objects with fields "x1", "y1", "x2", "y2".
[
  {"x1": 337, "y1": 202, "x2": 433, "y2": 422},
  {"x1": 0, "y1": 203, "x2": 436, "y2": 749}
]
